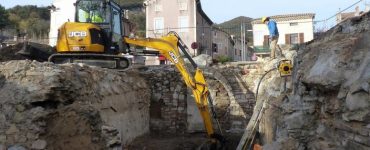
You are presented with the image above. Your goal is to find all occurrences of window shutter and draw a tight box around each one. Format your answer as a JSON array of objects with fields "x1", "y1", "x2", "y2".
[
  {"x1": 263, "y1": 35, "x2": 269, "y2": 47},
  {"x1": 299, "y1": 33, "x2": 304, "y2": 43},
  {"x1": 285, "y1": 34, "x2": 291, "y2": 45}
]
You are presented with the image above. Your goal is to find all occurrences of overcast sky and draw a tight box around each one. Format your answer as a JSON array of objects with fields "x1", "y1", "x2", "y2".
[{"x1": 1, "y1": 0, "x2": 368, "y2": 27}]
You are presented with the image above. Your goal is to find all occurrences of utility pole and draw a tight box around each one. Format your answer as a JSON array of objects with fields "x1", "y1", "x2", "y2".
[
  {"x1": 240, "y1": 22, "x2": 246, "y2": 61},
  {"x1": 242, "y1": 23, "x2": 246, "y2": 61},
  {"x1": 240, "y1": 22, "x2": 243, "y2": 61}
]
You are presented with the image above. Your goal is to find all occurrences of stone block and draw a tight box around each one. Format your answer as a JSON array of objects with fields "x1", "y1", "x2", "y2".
[
  {"x1": 7, "y1": 145, "x2": 26, "y2": 150},
  {"x1": 0, "y1": 114, "x2": 6, "y2": 127},
  {"x1": 5, "y1": 125, "x2": 19, "y2": 135},
  {"x1": 31, "y1": 140, "x2": 47, "y2": 150},
  {"x1": 15, "y1": 105, "x2": 25, "y2": 112},
  {"x1": 342, "y1": 109, "x2": 370, "y2": 122},
  {"x1": 13, "y1": 112, "x2": 23, "y2": 123},
  {"x1": 0, "y1": 135, "x2": 6, "y2": 143},
  {"x1": 15, "y1": 135, "x2": 27, "y2": 143},
  {"x1": 178, "y1": 94, "x2": 185, "y2": 101},
  {"x1": 178, "y1": 107, "x2": 184, "y2": 112},
  {"x1": 345, "y1": 91, "x2": 369, "y2": 111},
  {"x1": 26, "y1": 133, "x2": 38, "y2": 141},
  {"x1": 152, "y1": 93, "x2": 162, "y2": 101},
  {"x1": 284, "y1": 112, "x2": 305, "y2": 130},
  {"x1": 172, "y1": 93, "x2": 179, "y2": 99}
]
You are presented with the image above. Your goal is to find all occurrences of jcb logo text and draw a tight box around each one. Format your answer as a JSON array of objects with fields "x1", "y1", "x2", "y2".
[{"x1": 68, "y1": 31, "x2": 87, "y2": 37}]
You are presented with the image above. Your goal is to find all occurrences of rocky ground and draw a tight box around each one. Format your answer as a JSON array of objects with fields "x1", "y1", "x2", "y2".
[
  {"x1": 255, "y1": 11, "x2": 370, "y2": 150},
  {"x1": 126, "y1": 133, "x2": 208, "y2": 150},
  {"x1": 0, "y1": 60, "x2": 150, "y2": 150}
]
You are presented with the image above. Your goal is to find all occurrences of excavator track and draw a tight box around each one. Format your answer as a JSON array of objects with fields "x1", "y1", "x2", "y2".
[{"x1": 48, "y1": 53, "x2": 131, "y2": 69}]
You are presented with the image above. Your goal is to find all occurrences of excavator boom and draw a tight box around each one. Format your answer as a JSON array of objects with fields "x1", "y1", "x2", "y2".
[{"x1": 124, "y1": 32, "x2": 224, "y2": 145}]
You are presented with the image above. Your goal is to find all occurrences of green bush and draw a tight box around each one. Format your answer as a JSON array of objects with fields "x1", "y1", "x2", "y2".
[{"x1": 216, "y1": 55, "x2": 231, "y2": 64}]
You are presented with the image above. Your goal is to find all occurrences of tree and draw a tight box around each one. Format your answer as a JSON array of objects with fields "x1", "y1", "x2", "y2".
[
  {"x1": 0, "y1": 4, "x2": 10, "y2": 31},
  {"x1": 6, "y1": 5, "x2": 50, "y2": 38}
]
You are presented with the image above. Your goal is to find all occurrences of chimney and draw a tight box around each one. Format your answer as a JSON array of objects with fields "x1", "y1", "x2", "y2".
[
  {"x1": 336, "y1": 8, "x2": 342, "y2": 24},
  {"x1": 355, "y1": 6, "x2": 360, "y2": 16}
]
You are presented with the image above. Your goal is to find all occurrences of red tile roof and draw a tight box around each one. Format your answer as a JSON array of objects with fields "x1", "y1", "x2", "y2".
[{"x1": 252, "y1": 13, "x2": 315, "y2": 24}]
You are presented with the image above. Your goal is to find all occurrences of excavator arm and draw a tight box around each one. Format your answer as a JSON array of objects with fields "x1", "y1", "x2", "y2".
[{"x1": 124, "y1": 32, "x2": 224, "y2": 144}]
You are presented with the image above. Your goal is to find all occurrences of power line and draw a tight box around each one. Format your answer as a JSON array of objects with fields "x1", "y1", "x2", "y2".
[{"x1": 319, "y1": 0, "x2": 364, "y2": 22}]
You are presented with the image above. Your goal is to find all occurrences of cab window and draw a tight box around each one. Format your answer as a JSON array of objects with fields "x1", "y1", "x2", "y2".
[{"x1": 76, "y1": 0, "x2": 109, "y2": 23}]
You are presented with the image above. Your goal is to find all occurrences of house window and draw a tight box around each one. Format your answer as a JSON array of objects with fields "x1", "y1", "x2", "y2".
[
  {"x1": 290, "y1": 22, "x2": 298, "y2": 26},
  {"x1": 285, "y1": 33, "x2": 304, "y2": 44},
  {"x1": 290, "y1": 33, "x2": 299, "y2": 44},
  {"x1": 154, "y1": 4, "x2": 162, "y2": 12},
  {"x1": 154, "y1": 17, "x2": 164, "y2": 33},
  {"x1": 178, "y1": 16, "x2": 189, "y2": 32},
  {"x1": 178, "y1": 0, "x2": 187, "y2": 11},
  {"x1": 212, "y1": 43, "x2": 218, "y2": 52}
]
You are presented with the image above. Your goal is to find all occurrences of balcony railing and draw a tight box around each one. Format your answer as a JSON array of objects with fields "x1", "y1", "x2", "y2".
[{"x1": 253, "y1": 46, "x2": 270, "y2": 53}]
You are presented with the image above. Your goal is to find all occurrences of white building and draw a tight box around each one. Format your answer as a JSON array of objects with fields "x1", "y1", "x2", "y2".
[
  {"x1": 252, "y1": 13, "x2": 315, "y2": 48},
  {"x1": 49, "y1": 0, "x2": 77, "y2": 46}
]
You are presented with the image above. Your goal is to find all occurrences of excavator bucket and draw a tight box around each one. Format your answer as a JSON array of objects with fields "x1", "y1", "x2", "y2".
[
  {"x1": 18, "y1": 41, "x2": 54, "y2": 61},
  {"x1": 48, "y1": 53, "x2": 131, "y2": 69}
]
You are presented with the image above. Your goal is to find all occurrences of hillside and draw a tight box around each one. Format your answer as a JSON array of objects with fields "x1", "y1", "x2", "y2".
[
  {"x1": 216, "y1": 16, "x2": 253, "y2": 44},
  {"x1": 2, "y1": 5, "x2": 50, "y2": 39},
  {"x1": 0, "y1": 1, "x2": 146, "y2": 38},
  {"x1": 116, "y1": 0, "x2": 144, "y2": 9}
]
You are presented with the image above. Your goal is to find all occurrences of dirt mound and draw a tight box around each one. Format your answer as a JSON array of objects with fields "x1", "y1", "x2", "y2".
[
  {"x1": 0, "y1": 42, "x2": 54, "y2": 62},
  {"x1": 0, "y1": 43, "x2": 27, "y2": 61}
]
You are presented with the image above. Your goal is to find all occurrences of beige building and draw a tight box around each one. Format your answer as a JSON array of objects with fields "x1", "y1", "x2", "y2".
[
  {"x1": 144, "y1": 0, "x2": 213, "y2": 64},
  {"x1": 212, "y1": 29, "x2": 252, "y2": 61},
  {"x1": 252, "y1": 13, "x2": 315, "y2": 51},
  {"x1": 212, "y1": 28, "x2": 234, "y2": 60}
]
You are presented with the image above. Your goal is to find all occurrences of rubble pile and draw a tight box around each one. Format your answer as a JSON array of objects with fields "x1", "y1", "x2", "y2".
[
  {"x1": 256, "y1": 12, "x2": 370, "y2": 150},
  {"x1": 0, "y1": 60, "x2": 150, "y2": 149}
]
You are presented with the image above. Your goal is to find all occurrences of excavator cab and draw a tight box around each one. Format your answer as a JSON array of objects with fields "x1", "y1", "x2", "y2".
[
  {"x1": 75, "y1": 0, "x2": 126, "y2": 54},
  {"x1": 49, "y1": 0, "x2": 130, "y2": 69}
]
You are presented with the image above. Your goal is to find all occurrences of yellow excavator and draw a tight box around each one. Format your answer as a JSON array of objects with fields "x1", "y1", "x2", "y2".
[
  {"x1": 51, "y1": 0, "x2": 225, "y2": 148},
  {"x1": 49, "y1": 0, "x2": 132, "y2": 69}
]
